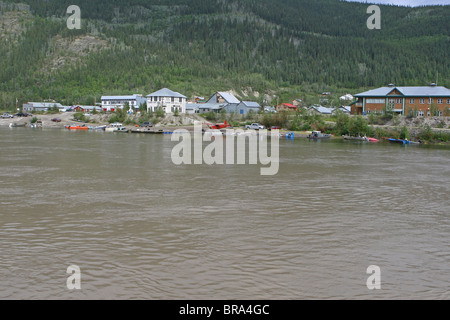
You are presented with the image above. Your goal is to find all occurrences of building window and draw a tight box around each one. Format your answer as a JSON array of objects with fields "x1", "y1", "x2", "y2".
[
  {"x1": 417, "y1": 111, "x2": 424, "y2": 116},
  {"x1": 428, "y1": 98, "x2": 433, "y2": 104},
  {"x1": 437, "y1": 99, "x2": 443, "y2": 104},
  {"x1": 366, "y1": 99, "x2": 385, "y2": 104},
  {"x1": 409, "y1": 98, "x2": 415, "y2": 104},
  {"x1": 419, "y1": 99, "x2": 425, "y2": 104},
  {"x1": 171, "y1": 97, "x2": 175, "y2": 102},
  {"x1": 396, "y1": 98, "x2": 402, "y2": 104},
  {"x1": 179, "y1": 98, "x2": 182, "y2": 103},
  {"x1": 447, "y1": 99, "x2": 450, "y2": 105}
]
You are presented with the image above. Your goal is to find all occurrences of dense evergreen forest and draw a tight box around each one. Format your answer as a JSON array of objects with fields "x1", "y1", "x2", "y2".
[{"x1": 0, "y1": 0, "x2": 448, "y2": 108}]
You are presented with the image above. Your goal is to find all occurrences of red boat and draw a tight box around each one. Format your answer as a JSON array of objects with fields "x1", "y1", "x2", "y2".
[
  {"x1": 367, "y1": 137, "x2": 380, "y2": 142},
  {"x1": 65, "y1": 125, "x2": 88, "y2": 130}
]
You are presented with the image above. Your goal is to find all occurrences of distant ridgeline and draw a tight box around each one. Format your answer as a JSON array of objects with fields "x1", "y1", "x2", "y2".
[{"x1": 0, "y1": 0, "x2": 448, "y2": 108}]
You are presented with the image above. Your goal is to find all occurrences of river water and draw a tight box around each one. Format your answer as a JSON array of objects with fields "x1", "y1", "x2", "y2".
[{"x1": 0, "y1": 127, "x2": 448, "y2": 299}]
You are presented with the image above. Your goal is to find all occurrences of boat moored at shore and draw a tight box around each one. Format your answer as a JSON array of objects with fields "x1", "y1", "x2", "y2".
[{"x1": 308, "y1": 131, "x2": 331, "y2": 139}]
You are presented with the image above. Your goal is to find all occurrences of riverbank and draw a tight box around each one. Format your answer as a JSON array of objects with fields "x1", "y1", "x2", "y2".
[
  {"x1": 0, "y1": 112, "x2": 209, "y2": 132},
  {"x1": 1, "y1": 112, "x2": 449, "y2": 144}
]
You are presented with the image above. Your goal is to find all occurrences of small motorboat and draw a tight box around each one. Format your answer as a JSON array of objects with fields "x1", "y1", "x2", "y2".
[
  {"x1": 105, "y1": 122, "x2": 123, "y2": 132},
  {"x1": 308, "y1": 131, "x2": 331, "y2": 139},
  {"x1": 89, "y1": 125, "x2": 106, "y2": 131},
  {"x1": 367, "y1": 137, "x2": 380, "y2": 142},
  {"x1": 66, "y1": 125, "x2": 88, "y2": 130},
  {"x1": 343, "y1": 135, "x2": 368, "y2": 141},
  {"x1": 9, "y1": 123, "x2": 26, "y2": 128},
  {"x1": 116, "y1": 127, "x2": 129, "y2": 133}
]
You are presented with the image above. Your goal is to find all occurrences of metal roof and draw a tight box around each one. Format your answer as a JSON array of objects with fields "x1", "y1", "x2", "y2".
[
  {"x1": 217, "y1": 92, "x2": 241, "y2": 104},
  {"x1": 355, "y1": 86, "x2": 450, "y2": 97},
  {"x1": 26, "y1": 102, "x2": 63, "y2": 107},
  {"x1": 241, "y1": 101, "x2": 260, "y2": 108},
  {"x1": 281, "y1": 103, "x2": 297, "y2": 108},
  {"x1": 198, "y1": 103, "x2": 226, "y2": 110},
  {"x1": 147, "y1": 88, "x2": 187, "y2": 98},
  {"x1": 186, "y1": 104, "x2": 199, "y2": 110},
  {"x1": 308, "y1": 106, "x2": 333, "y2": 114},
  {"x1": 101, "y1": 94, "x2": 144, "y2": 100}
]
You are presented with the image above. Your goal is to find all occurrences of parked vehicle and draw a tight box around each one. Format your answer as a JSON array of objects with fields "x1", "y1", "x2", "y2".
[
  {"x1": 51, "y1": 118, "x2": 62, "y2": 122},
  {"x1": 1, "y1": 113, "x2": 14, "y2": 118},
  {"x1": 139, "y1": 122, "x2": 153, "y2": 127},
  {"x1": 15, "y1": 112, "x2": 29, "y2": 117},
  {"x1": 269, "y1": 126, "x2": 281, "y2": 131},
  {"x1": 245, "y1": 123, "x2": 265, "y2": 130}
]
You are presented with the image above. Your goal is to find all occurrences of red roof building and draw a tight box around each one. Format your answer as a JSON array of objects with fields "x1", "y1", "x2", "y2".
[{"x1": 276, "y1": 103, "x2": 298, "y2": 112}]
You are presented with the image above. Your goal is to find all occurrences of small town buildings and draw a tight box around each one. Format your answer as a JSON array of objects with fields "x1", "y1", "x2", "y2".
[
  {"x1": 332, "y1": 106, "x2": 351, "y2": 114},
  {"x1": 146, "y1": 88, "x2": 187, "y2": 114},
  {"x1": 69, "y1": 105, "x2": 102, "y2": 113},
  {"x1": 264, "y1": 106, "x2": 277, "y2": 113},
  {"x1": 276, "y1": 103, "x2": 298, "y2": 112},
  {"x1": 292, "y1": 99, "x2": 304, "y2": 107},
  {"x1": 352, "y1": 84, "x2": 450, "y2": 116},
  {"x1": 196, "y1": 91, "x2": 241, "y2": 113},
  {"x1": 307, "y1": 105, "x2": 333, "y2": 115},
  {"x1": 340, "y1": 94, "x2": 354, "y2": 101},
  {"x1": 185, "y1": 104, "x2": 199, "y2": 114},
  {"x1": 225, "y1": 101, "x2": 261, "y2": 115},
  {"x1": 198, "y1": 103, "x2": 226, "y2": 114},
  {"x1": 22, "y1": 102, "x2": 65, "y2": 112},
  {"x1": 101, "y1": 94, "x2": 146, "y2": 112}
]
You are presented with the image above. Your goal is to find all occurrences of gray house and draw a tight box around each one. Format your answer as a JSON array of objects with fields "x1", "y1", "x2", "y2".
[
  {"x1": 199, "y1": 92, "x2": 240, "y2": 113},
  {"x1": 225, "y1": 101, "x2": 261, "y2": 115},
  {"x1": 23, "y1": 102, "x2": 64, "y2": 112}
]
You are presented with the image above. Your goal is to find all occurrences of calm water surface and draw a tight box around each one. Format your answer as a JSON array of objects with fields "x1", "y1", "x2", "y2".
[{"x1": 0, "y1": 127, "x2": 449, "y2": 299}]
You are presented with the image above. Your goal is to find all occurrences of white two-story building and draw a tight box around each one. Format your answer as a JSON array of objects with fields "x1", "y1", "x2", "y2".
[
  {"x1": 147, "y1": 88, "x2": 187, "y2": 114},
  {"x1": 101, "y1": 94, "x2": 146, "y2": 112}
]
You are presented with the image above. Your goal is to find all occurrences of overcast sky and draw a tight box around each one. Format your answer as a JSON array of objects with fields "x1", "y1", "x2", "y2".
[{"x1": 343, "y1": 0, "x2": 449, "y2": 6}]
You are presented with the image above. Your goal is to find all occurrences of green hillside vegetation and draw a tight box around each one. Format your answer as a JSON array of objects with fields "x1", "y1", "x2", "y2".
[{"x1": 0, "y1": 0, "x2": 448, "y2": 109}]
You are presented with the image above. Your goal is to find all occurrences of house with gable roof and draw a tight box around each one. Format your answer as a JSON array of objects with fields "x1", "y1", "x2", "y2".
[
  {"x1": 352, "y1": 84, "x2": 450, "y2": 116},
  {"x1": 198, "y1": 91, "x2": 241, "y2": 113},
  {"x1": 147, "y1": 88, "x2": 187, "y2": 114}
]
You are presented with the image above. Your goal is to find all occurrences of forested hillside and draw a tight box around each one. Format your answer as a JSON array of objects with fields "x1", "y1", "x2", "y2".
[{"x1": 0, "y1": 0, "x2": 448, "y2": 108}]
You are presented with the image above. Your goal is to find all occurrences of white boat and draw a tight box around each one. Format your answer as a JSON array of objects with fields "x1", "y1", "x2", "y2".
[
  {"x1": 9, "y1": 123, "x2": 26, "y2": 128},
  {"x1": 116, "y1": 127, "x2": 129, "y2": 133},
  {"x1": 89, "y1": 125, "x2": 106, "y2": 131},
  {"x1": 105, "y1": 122, "x2": 123, "y2": 132}
]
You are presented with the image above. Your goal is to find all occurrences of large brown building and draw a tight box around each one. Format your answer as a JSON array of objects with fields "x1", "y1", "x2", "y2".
[{"x1": 352, "y1": 84, "x2": 450, "y2": 116}]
